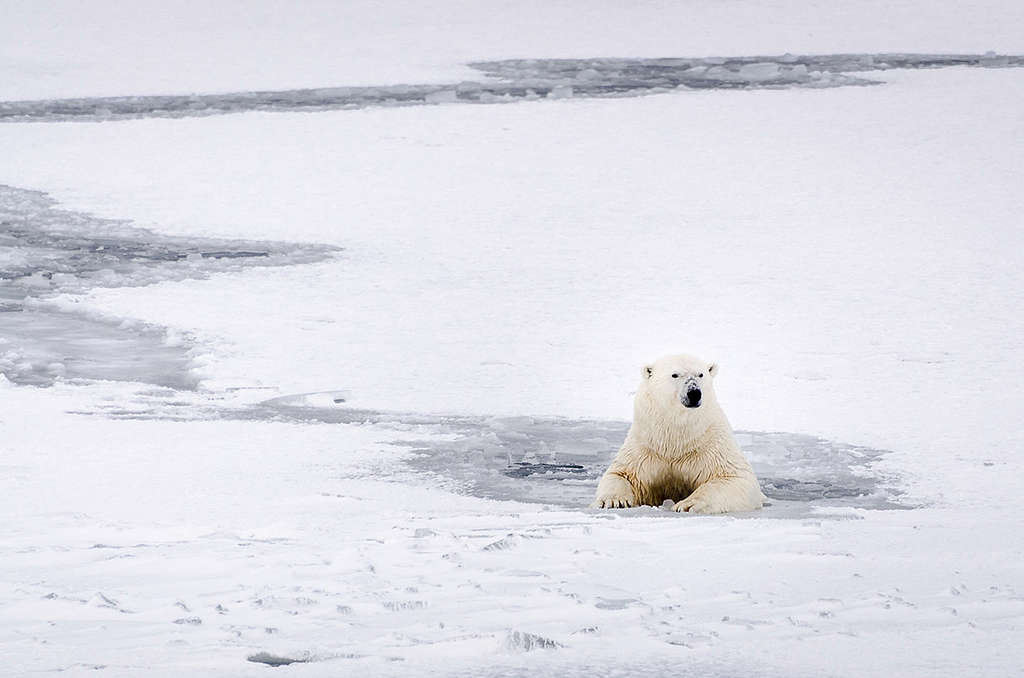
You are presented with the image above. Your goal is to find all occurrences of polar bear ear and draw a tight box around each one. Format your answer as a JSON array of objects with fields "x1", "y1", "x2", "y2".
[
  {"x1": 642, "y1": 365, "x2": 653, "y2": 379},
  {"x1": 707, "y1": 362, "x2": 719, "y2": 377}
]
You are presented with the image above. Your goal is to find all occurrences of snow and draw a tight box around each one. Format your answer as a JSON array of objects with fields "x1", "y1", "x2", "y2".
[
  {"x1": 4, "y1": 0, "x2": 1024, "y2": 100},
  {"x1": 3, "y1": 380, "x2": 1022, "y2": 676},
  {"x1": 3, "y1": 4, "x2": 1024, "y2": 676},
  {"x1": 0, "y1": 185, "x2": 333, "y2": 387},
  {"x1": 3, "y1": 69, "x2": 1023, "y2": 469}
]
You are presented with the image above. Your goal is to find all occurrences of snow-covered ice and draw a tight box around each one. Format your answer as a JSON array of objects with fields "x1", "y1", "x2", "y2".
[
  {"x1": 4, "y1": 0, "x2": 1024, "y2": 100},
  {"x1": 7, "y1": 53, "x2": 1022, "y2": 122},
  {"x1": 3, "y1": 3, "x2": 1024, "y2": 676},
  {"x1": 0, "y1": 185, "x2": 333, "y2": 386}
]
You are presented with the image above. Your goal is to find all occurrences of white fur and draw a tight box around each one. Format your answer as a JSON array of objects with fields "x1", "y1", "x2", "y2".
[{"x1": 591, "y1": 353, "x2": 765, "y2": 514}]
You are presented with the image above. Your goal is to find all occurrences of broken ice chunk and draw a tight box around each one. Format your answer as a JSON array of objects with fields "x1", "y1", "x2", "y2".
[
  {"x1": 425, "y1": 89, "x2": 458, "y2": 104},
  {"x1": 547, "y1": 85, "x2": 574, "y2": 99},
  {"x1": 739, "y1": 62, "x2": 782, "y2": 81}
]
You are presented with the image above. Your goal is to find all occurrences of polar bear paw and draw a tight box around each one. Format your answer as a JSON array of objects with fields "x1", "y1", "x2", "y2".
[
  {"x1": 673, "y1": 494, "x2": 726, "y2": 515},
  {"x1": 590, "y1": 494, "x2": 636, "y2": 509}
]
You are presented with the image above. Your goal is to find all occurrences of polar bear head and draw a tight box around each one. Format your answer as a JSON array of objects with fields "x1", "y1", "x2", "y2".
[{"x1": 639, "y1": 353, "x2": 719, "y2": 412}]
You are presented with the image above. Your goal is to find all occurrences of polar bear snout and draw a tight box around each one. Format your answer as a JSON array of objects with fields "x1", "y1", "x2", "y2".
[{"x1": 682, "y1": 387, "x2": 702, "y2": 408}]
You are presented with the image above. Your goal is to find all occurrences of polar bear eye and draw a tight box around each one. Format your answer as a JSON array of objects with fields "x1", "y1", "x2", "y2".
[
  {"x1": 671, "y1": 373, "x2": 679, "y2": 379},
  {"x1": 698, "y1": 372, "x2": 704, "y2": 378}
]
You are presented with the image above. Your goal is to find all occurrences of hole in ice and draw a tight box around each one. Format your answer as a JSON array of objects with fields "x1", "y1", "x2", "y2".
[
  {"x1": 505, "y1": 462, "x2": 586, "y2": 478},
  {"x1": 249, "y1": 393, "x2": 907, "y2": 514}
]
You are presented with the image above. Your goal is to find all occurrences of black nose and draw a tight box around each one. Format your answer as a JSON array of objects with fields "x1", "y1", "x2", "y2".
[{"x1": 685, "y1": 388, "x2": 702, "y2": 407}]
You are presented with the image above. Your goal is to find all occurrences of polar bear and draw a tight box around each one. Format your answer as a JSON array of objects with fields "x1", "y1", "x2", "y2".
[{"x1": 591, "y1": 354, "x2": 765, "y2": 514}]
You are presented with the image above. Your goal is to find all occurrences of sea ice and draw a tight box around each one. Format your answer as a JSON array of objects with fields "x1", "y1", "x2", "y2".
[
  {"x1": 739, "y1": 62, "x2": 782, "y2": 81},
  {"x1": 0, "y1": 184, "x2": 334, "y2": 386},
  {"x1": 2, "y1": 53, "x2": 1021, "y2": 122}
]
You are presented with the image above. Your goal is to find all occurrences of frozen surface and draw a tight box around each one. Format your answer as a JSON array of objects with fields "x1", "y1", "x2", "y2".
[
  {"x1": 4, "y1": 53, "x2": 1023, "y2": 122},
  {"x1": 4, "y1": 67, "x2": 1019, "y2": 457},
  {"x1": 0, "y1": 308, "x2": 196, "y2": 388},
  {"x1": 2, "y1": 15, "x2": 1024, "y2": 677},
  {"x1": 0, "y1": 184, "x2": 334, "y2": 386},
  {"x1": 247, "y1": 392, "x2": 902, "y2": 513},
  {"x1": 3, "y1": 0, "x2": 1024, "y2": 100},
  {"x1": 1, "y1": 382, "x2": 1021, "y2": 678},
  {"x1": 74, "y1": 387, "x2": 899, "y2": 513}
]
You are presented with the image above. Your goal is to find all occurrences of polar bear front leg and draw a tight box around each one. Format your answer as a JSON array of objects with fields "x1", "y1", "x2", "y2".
[
  {"x1": 590, "y1": 470, "x2": 637, "y2": 509},
  {"x1": 673, "y1": 475, "x2": 763, "y2": 515}
]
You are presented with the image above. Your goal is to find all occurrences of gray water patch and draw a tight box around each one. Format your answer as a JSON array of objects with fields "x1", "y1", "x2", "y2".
[
  {"x1": 1, "y1": 52, "x2": 1020, "y2": 122},
  {"x1": 0, "y1": 184, "x2": 337, "y2": 387},
  {"x1": 241, "y1": 393, "x2": 904, "y2": 513}
]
